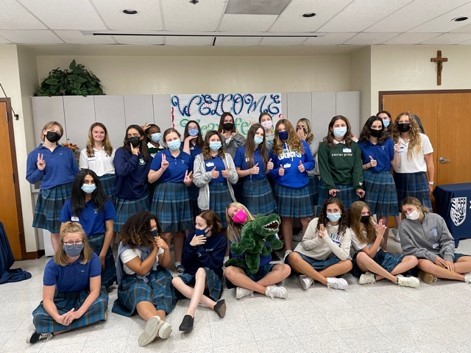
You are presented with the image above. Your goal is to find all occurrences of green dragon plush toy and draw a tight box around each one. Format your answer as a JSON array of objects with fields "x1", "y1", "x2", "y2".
[{"x1": 224, "y1": 213, "x2": 283, "y2": 274}]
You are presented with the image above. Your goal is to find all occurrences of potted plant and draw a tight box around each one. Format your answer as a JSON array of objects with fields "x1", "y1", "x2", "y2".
[{"x1": 35, "y1": 60, "x2": 104, "y2": 96}]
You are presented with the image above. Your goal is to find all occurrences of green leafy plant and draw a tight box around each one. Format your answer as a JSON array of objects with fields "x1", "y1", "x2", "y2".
[{"x1": 35, "y1": 60, "x2": 104, "y2": 96}]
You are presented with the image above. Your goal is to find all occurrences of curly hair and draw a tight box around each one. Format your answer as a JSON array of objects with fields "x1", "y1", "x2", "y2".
[
  {"x1": 86, "y1": 122, "x2": 113, "y2": 157},
  {"x1": 272, "y1": 119, "x2": 304, "y2": 156},
  {"x1": 120, "y1": 211, "x2": 158, "y2": 248},
  {"x1": 391, "y1": 112, "x2": 422, "y2": 159},
  {"x1": 348, "y1": 201, "x2": 376, "y2": 244},
  {"x1": 323, "y1": 115, "x2": 355, "y2": 148},
  {"x1": 317, "y1": 197, "x2": 349, "y2": 236}
]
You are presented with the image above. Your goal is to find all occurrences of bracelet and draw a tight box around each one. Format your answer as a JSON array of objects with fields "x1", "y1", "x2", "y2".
[{"x1": 428, "y1": 181, "x2": 435, "y2": 185}]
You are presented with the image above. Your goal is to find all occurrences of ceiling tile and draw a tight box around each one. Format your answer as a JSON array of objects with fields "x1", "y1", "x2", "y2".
[
  {"x1": 411, "y1": 2, "x2": 471, "y2": 32},
  {"x1": 113, "y1": 35, "x2": 164, "y2": 45},
  {"x1": 165, "y1": 36, "x2": 213, "y2": 46},
  {"x1": 383, "y1": 32, "x2": 442, "y2": 45},
  {"x1": 91, "y1": 0, "x2": 163, "y2": 31},
  {"x1": 0, "y1": 34, "x2": 11, "y2": 44},
  {"x1": 303, "y1": 32, "x2": 356, "y2": 45},
  {"x1": 422, "y1": 33, "x2": 471, "y2": 44},
  {"x1": 162, "y1": 0, "x2": 225, "y2": 31},
  {"x1": 18, "y1": 0, "x2": 106, "y2": 30},
  {"x1": 219, "y1": 14, "x2": 277, "y2": 32},
  {"x1": 0, "y1": 0, "x2": 46, "y2": 29},
  {"x1": 0, "y1": 30, "x2": 62, "y2": 43},
  {"x1": 225, "y1": 0, "x2": 291, "y2": 15},
  {"x1": 344, "y1": 32, "x2": 401, "y2": 45},
  {"x1": 55, "y1": 30, "x2": 116, "y2": 44},
  {"x1": 214, "y1": 37, "x2": 262, "y2": 46},
  {"x1": 260, "y1": 37, "x2": 307, "y2": 46}
]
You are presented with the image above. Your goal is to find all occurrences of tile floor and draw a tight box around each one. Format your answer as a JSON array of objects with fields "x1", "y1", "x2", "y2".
[{"x1": 2, "y1": 236, "x2": 471, "y2": 353}]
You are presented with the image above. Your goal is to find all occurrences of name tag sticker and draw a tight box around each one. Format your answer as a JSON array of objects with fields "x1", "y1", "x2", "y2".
[
  {"x1": 343, "y1": 148, "x2": 352, "y2": 153},
  {"x1": 283, "y1": 163, "x2": 291, "y2": 168},
  {"x1": 71, "y1": 216, "x2": 80, "y2": 222},
  {"x1": 206, "y1": 162, "x2": 214, "y2": 168},
  {"x1": 432, "y1": 242, "x2": 440, "y2": 249}
]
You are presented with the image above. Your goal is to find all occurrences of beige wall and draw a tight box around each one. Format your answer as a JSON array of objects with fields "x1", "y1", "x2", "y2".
[{"x1": 350, "y1": 46, "x2": 371, "y2": 123}]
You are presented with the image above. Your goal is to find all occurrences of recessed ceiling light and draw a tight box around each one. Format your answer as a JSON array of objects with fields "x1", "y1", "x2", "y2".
[
  {"x1": 122, "y1": 9, "x2": 138, "y2": 15},
  {"x1": 189, "y1": 0, "x2": 199, "y2": 4},
  {"x1": 452, "y1": 16, "x2": 468, "y2": 22},
  {"x1": 302, "y1": 13, "x2": 316, "y2": 18}
]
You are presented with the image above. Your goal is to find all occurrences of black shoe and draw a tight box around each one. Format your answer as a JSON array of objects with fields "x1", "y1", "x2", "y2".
[
  {"x1": 213, "y1": 299, "x2": 226, "y2": 318},
  {"x1": 179, "y1": 315, "x2": 194, "y2": 333},
  {"x1": 29, "y1": 332, "x2": 53, "y2": 344}
]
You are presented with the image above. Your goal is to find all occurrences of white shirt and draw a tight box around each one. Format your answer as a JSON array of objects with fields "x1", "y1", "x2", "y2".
[
  {"x1": 79, "y1": 148, "x2": 115, "y2": 176},
  {"x1": 394, "y1": 133, "x2": 433, "y2": 173},
  {"x1": 120, "y1": 247, "x2": 164, "y2": 275}
]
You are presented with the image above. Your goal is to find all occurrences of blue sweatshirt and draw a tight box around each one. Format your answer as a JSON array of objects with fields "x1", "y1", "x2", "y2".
[
  {"x1": 268, "y1": 140, "x2": 314, "y2": 188},
  {"x1": 113, "y1": 147, "x2": 151, "y2": 200},
  {"x1": 182, "y1": 232, "x2": 227, "y2": 278},
  {"x1": 26, "y1": 144, "x2": 78, "y2": 190}
]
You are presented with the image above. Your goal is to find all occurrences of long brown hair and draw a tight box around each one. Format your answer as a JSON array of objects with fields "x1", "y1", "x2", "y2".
[
  {"x1": 323, "y1": 115, "x2": 355, "y2": 147},
  {"x1": 244, "y1": 123, "x2": 268, "y2": 169},
  {"x1": 86, "y1": 122, "x2": 113, "y2": 157},
  {"x1": 317, "y1": 197, "x2": 349, "y2": 235},
  {"x1": 202, "y1": 130, "x2": 225, "y2": 160},
  {"x1": 392, "y1": 112, "x2": 422, "y2": 159},
  {"x1": 400, "y1": 196, "x2": 429, "y2": 219},
  {"x1": 55, "y1": 222, "x2": 93, "y2": 266},
  {"x1": 218, "y1": 112, "x2": 237, "y2": 133},
  {"x1": 359, "y1": 116, "x2": 388, "y2": 144},
  {"x1": 272, "y1": 119, "x2": 304, "y2": 156},
  {"x1": 198, "y1": 210, "x2": 222, "y2": 235},
  {"x1": 122, "y1": 124, "x2": 151, "y2": 162},
  {"x1": 348, "y1": 201, "x2": 376, "y2": 244}
]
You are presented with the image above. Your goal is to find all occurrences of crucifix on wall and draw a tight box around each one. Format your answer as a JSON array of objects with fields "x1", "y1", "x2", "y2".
[{"x1": 431, "y1": 50, "x2": 448, "y2": 86}]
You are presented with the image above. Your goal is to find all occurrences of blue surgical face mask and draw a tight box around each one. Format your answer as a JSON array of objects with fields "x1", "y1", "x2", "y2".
[
  {"x1": 194, "y1": 227, "x2": 209, "y2": 237},
  {"x1": 278, "y1": 131, "x2": 288, "y2": 141},
  {"x1": 167, "y1": 139, "x2": 181, "y2": 151},
  {"x1": 254, "y1": 136, "x2": 264, "y2": 145},
  {"x1": 382, "y1": 119, "x2": 390, "y2": 128},
  {"x1": 326, "y1": 212, "x2": 342, "y2": 222},
  {"x1": 81, "y1": 184, "x2": 96, "y2": 194},
  {"x1": 209, "y1": 141, "x2": 222, "y2": 151},
  {"x1": 63, "y1": 243, "x2": 84, "y2": 257},
  {"x1": 333, "y1": 127, "x2": 347, "y2": 138},
  {"x1": 188, "y1": 128, "x2": 199, "y2": 137},
  {"x1": 150, "y1": 132, "x2": 162, "y2": 143}
]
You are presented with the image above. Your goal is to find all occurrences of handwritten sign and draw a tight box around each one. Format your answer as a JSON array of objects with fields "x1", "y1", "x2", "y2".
[{"x1": 171, "y1": 92, "x2": 283, "y2": 136}]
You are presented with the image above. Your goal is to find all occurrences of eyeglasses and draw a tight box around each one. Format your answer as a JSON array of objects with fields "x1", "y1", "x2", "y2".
[{"x1": 63, "y1": 240, "x2": 83, "y2": 246}]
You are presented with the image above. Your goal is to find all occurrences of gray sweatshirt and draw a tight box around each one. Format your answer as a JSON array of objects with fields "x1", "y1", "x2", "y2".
[{"x1": 399, "y1": 212, "x2": 455, "y2": 262}]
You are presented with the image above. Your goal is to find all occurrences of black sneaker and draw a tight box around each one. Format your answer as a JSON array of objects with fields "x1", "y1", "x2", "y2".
[
  {"x1": 179, "y1": 314, "x2": 194, "y2": 333},
  {"x1": 29, "y1": 332, "x2": 53, "y2": 344},
  {"x1": 213, "y1": 299, "x2": 226, "y2": 318}
]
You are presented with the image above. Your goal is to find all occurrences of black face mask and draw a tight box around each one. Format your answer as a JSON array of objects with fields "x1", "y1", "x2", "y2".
[
  {"x1": 360, "y1": 215, "x2": 370, "y2": 225},
  {"x1": 128, "y1": 136, "x2": 141, "y2": 147},
  {"x1": 369, "y1": 129, "x2": 383, "y2": 138},
  {"x1": 397, "y1": 123, "x2": 410, "y2": 133},
  {"x1": 222, "y1": 122, "x2": 234, "y2": 131},
  {"x1": 46, "y1": 131, "x2": 61, "y2": 143}
]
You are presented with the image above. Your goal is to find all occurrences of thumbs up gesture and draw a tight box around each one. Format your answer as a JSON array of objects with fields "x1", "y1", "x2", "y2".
[
  {"x1": 161, "y1": 154, "x2": 169, "y2": 170},
  {"x1": 211, "y1": 167, "x2": 219, "y2": 179},
  {"x1": 267, "y1": 158, "x2": 274, "y2": 171},
  {"x1": 251, "y1": 163, "x2": 259, "y2": 175},
  {"x1": 222, "y1": 167, "x2": 230, "y2": 178},
  {"x1": 298, "y1": 160, "x2": 305, "y2": 173},
  {"x1": 279, "y1": 164, "x2": 285, "y2": 176},
  {"x1": 369, "y1": 155, "x2": 377, "y2": 168}
]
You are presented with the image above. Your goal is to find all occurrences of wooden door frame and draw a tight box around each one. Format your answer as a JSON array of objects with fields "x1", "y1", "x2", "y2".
[
  {"x1": 0, "y1": 98, "x2": 28, "y2": 259},
  {"x1": 379, "y1": 89, "x2": 471, "y2": 109}
]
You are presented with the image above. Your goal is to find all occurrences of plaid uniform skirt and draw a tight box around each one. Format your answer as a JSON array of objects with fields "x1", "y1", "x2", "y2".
[
  {"x1": 112, "y1": 267, "x2": 176, "y2": 317},
  {"x1": 113, "y1": 196, "x2": 149, "y2": 233},
  {"x1": 151, "y1": 183, "x2": 193, "y2": 233},
  {"x1": 274, "y1": 184, "x2": 313, "y2": 218},
  {"x1": 363, "y1": 170, "x2": 398, "y2": 217},
  {"x1": 99, "y1": 174, "x2": 115, "y2": 198},
  {"x1": 318, "y1": 181, "x2": 358, "y2": 209},
  {"x1": 33, "y1": 183, "x2": 73, "y2": 233},
  {"x1": 32, "y1": 287, "x2": 108, "y2": 334},
  {"x1": 394, "y1": 172, "x2": 432, "y2": 210},
  {"x1": 242, "y1": 178, "x2": 276, "y2": 216},
  {"x1": 209, "y1": 182, "x2": 234, "y2": 228},
  {"x1": 177, "y1": 268, "x2": 223, "y2": 301},
  {"x1": 351, "y1": 249, "x2": 405, "y2": 278},
  {"x1": 88, "y1": 234, "x2": 117, "y2": 287},
  {"x1": 187, "y1": 184, "x2": 200, "y2": 220}
]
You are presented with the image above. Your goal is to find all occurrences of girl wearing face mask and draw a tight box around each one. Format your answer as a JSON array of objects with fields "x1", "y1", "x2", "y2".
[
  {"x1": 193, "y1": 130, "x2": 238, "y2": 228},
  {"x1": 224, "y1": 202, "x2": 291, "y2": 300},
  {"x1": 113, "y1": 125, "x2": 152, "y2": 233},
  {"x1": 348, "y1": 201, "x2": 419, "y2": 287},
  {"x1": 234, "y1": 123, "x2": 276, "y2": 215},
  {"x1": 148, "y1": 128, "x2": 193, "y2": 273},
  {"x1": 79, "y1": 122, "x2": 115, "y2": 197},
  {"x1": 112, "y1": 211, "x2": 175, "y2": 347},
  {"x1": 217, "y1": 112, "x2": 246, "y2": 158},
  {"x1": 27, "y1": 121, "x2": 79, "y2": 252},
  {"x1": 285, "y1": 198, "x2": 352, "y2": 290},
  {"x1": 268, "y1": 119, "x2": 315, "y2": 257},
  {"x1": 172, "y1": 210, "x2": 227, "y2": 333},
  {"x1": 399, "y1": 197, "x2": 471, "y2": 284},
  {"x1": 376, "y1": 110, "x2": 392, "y2": 135},
  {"x1": 259, "y1": 112, "x2": 275, "y2": 150},
  {"x1": 60, "y1": 169, "x2": 116, "y2": 288},
  {"x1": 392, "y1": 112, "x2": 434, "y2": 212},
  {"x1": 318, "y1": 115, "x2": 364, "y2": 209},
  {"x1": 358, "y1": 116, "x2": 399, "y2": 249},
  {"x1": 29, "y1": 222, "x2": 108, "y2": 344},
  {"x1": 144, "y1": 124, "x2": 165, "y2": 158}
]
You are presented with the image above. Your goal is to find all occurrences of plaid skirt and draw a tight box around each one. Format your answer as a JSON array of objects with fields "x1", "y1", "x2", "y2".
[
  {"x1": 394, "y1": 172, "x2": 432, "y2": 210},
  {"x1": 351, "y1": 249, "x2": 405, "y2": 278},
  {"x1": 242, "y1": 178, "x2": 276, "y2": 216},
  {"x1": 112, "y1": 267, "x2": 177, "y2": 317},
  {"x1": 151, "y1": 183, "x2": 193, "y2": 233},
  {"x1": 99, "y1": 174, "x2": 115, "y2": 198},
  {"x1": 176, "y1": 268, "x2": 223, "y2": 301},
  {"x1": 274, "y1": 184, "x2": 313, "y2": 218},
  {"x1": 318, "y1": 181, "x2": 358, "y2": 209},
  {"x1": 113, "y1": 196, "x2": 149, "y2": 233},
  {"x1": 32, "y1": 287, "x2": 108, "y2": 334},
  {"x1": 363, "y1": 170, "x2": 398, "y2": 217},
  {"x1": 33, "y1": 183, "x2": 73, "y2": 233},
  {"x1": 209, "y1": 183, "x2": 233, "y2": 228},
  {"x1": 88, "y1": 234, "x2": 117, "y2": 287}
]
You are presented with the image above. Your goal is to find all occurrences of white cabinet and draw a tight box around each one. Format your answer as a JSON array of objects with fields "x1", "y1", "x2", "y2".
[
  {"x1": 94, "y1": 95, "x2": 126, "y2": 149},
  {"x1": 31, "y1": 96, "x2": 65, "y2": 146},
  {"x1": 63, "y1": 96, "x2": 95, "y2": 148}
]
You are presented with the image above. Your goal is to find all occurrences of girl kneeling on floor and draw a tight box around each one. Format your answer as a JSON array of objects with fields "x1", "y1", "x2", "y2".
[
  {"x1": 172, "y1": 210, "x2": 227, "y2": 333},
  {"x1": 224, "y1": 202, "x2": 291, "y2": 300},
  {"x1": 348, "y1": 201, "x2": 420, "y2": 287},
  {"x1": 285, "y1": 197, "x2": 353, "y2": 290},
  {"x1": 112, "y1": 211, "x2": 176, "y2": 347}
]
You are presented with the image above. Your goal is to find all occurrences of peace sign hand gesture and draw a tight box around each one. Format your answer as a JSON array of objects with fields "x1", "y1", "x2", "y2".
[
  {"x1": 161, "y1": 154, "x2": 169, "y2": 171},
  {"x1": 37, "y1": 153, "x2": 46, "y2": 171},
  {"x1": 183, "y1": 170, "x2": 193, "y2": 186}
]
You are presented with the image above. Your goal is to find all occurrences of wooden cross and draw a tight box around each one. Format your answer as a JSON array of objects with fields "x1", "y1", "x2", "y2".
[{"x1": 431, "y1": 50, "x2": 448, "y2": 86}]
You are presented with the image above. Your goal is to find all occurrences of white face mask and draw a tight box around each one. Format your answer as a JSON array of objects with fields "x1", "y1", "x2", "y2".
[
  {"x1": 261, "y1": 120, "x2": 273, "y2": 130},
  {"x1": 333, "y1": 127, "x2": 347, "y2": 138},
  {"x1": 406, "y1": 210, "x2": 420, "y2": 221}
]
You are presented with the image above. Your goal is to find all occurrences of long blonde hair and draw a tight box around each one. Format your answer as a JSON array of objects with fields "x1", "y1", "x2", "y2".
[
  {"x1": 55, "y1": 222, "x2": 93, "y2": 266},
  {"x1": 86, "y1": 122, "x2": 114, "y2": 157},
  {"x1": 226, "y1": 202, "x2": 255, "y2": 243},
  {"x1": 392, "y1": 112, "x2": 422, "y2": 159},
  {"x1": 296, "y1": 118, "x2": 314, "y2": 144},
  {"x1": 348, "y1": 201, "x2": 376, "y2": 244}
]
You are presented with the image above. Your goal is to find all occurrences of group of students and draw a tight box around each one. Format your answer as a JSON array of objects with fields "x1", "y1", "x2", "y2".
[{"x1": 25, "y1": 111, "x2": 471, "y2": 347}]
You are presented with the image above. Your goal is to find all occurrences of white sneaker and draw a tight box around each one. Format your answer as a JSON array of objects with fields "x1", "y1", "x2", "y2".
[
  {"x1": 397, "y1": 275, "x2": 420, "y2": 288},
  {"x1": 283, "y1": 249, "x2": 293, "y2": 261},
  {"x1": 299, "y1": 275, "x2": 313, "y2": 290},
  {"x1": 265, "y1": 285, "x2": 288, "y2": 299},
  {"x1": 138, "y1": 316, "x2": 162, "y2": 347},
  {"x1": 464, "y1": 273, "x2": 471, "y2": 284},
  {"x1": 236, "y1": 287, "x2": 254, "y2": 299},
  {"x1": 293, "y1": 231, "x2": 304, "y2": 242},
  {"x1": 326, "y1": 277, "x2": 348, "y2": 290},
  {"x1": 359, "y1": 272, "x2": 376, "y2": 285}
]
